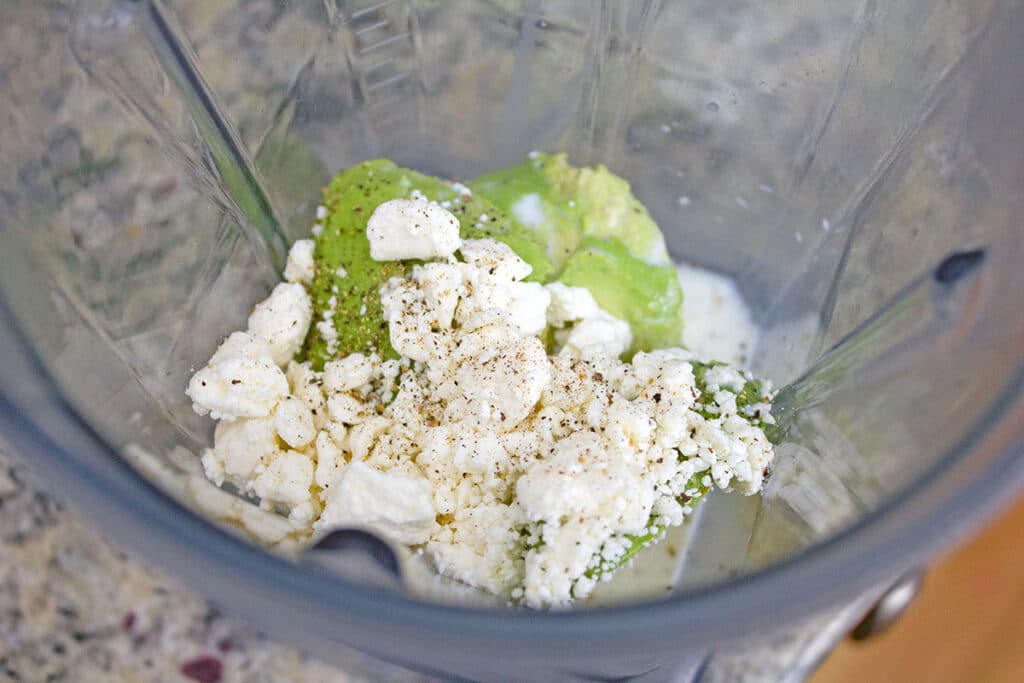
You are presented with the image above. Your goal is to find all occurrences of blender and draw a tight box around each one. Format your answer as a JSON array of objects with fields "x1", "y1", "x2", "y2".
[{"x1": 1, "y1": 0, "x2": 1022, "y2": 680}]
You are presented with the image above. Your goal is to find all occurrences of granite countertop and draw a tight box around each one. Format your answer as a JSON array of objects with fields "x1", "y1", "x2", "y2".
[{"x1": 0, "y1": 445, "x2": 364, "y2": 683}]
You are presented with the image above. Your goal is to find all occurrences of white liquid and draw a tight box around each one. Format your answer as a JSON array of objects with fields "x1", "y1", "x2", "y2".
[
  {"x1": 677, "y1": 263, "x2": 759, "y2": 367},
  {"x1": 588, "y1": 262, "x2": 761, "y2": 605}
]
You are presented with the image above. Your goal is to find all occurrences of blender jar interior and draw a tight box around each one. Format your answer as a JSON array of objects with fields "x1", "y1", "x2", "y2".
[{"x1": 2, "y1": 0, "x2": 1023, "y2": 679}]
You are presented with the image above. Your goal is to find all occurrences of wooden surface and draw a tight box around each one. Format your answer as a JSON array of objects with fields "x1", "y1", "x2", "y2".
[{"x1": 812, "y1": 494, "x2": 1024, "y2": 683}]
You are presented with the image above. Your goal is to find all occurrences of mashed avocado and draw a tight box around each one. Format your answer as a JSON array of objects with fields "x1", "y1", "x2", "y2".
[
  {"x1": 301, "y1": 155, "x2": 684, "y2": 366},
  {"x1": 300, "y1": 160, "x2": 554, "y2": 367},
  {"x1": 471, "y1": 152, "x2": 682, "y2": 353},
  {"x1": 559, "y1": 237, "x2": 683, "y2": 354},
  {"x1": 469, "y1": 152, "x2": 671, "y2": 268}
]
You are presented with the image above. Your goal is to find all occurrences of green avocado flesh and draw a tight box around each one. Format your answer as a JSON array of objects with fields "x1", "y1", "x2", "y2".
[
  {"x1": 299, "y1": 154, "x2": 685, "y2": 367},
  {"x1": 559, "y1": 237, "x2": 683, "y2": 356},
  {"x1": 299, "y1": 159, "x2": 555, "y2": 368}
]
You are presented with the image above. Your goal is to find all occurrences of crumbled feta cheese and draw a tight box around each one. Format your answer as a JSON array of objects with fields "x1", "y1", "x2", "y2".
[
  {"x1": 426, "y1": 502, "x2": 524, "y2": 594},
  {"x1": 448, "y1": 181, "x2": 473, "y2": 197},
  {"x1": 252, "y1": 450, "x2": 314, "y2": 506},
  {"x1": 459, "y1": 239, "x2": 533, "y2": 282},
  {"x1": 323, "y1": 353, "x2": 377, "y2": 393},
  {"x1": 415, "y1": 263, "x2": 464, "y2": 330},
  {"x1": 285, "y1": 361, "x2": 326, "y2": 427},
  {"x1": 544, "y1": 282, "x2": 600, "y2": 327},
  {"x1": 202, "y1": 416, "x2": 278, "y2": 486},
  {"x1": 703, "y1": 364, "x2": 747, "y2": 393},
  {"x1": 187, "y1": 331, "x2": 289, "y2": 420},
  {"x1": 273, "y1": 396, "x2": 316, "y2": 449},
  {"x1": 436, "y1": 320, "x2": 551, "y2": 428},
  {"x1": 247, "y1": 282, "x2": 313, "y2": 366},
  {"x1": 505, "y1": 281, "x2": 551, "y2": 337},
  {"x1": 314, "y1": 429, "x2": 346, "y2": 489},
  {"x1": 366, "y1": 198, "x2": 461, "y2": 261},
  {"x1": 188, "y1": 213, "x2": 776, "y2": 610},
  {"x1": 319, "y1": 461, "x2": 437, "y2": 545},
  {"x1": 347, "y1": 416, "x2": 391, "y2": 460},
  {"x1": 326, "y1": 392, "x2": 368, "y2": 425},
  {"x1": 283, "y1": 239, "x2": 315, "y2": 285},
  {"x1": 559, "y1": 311, "x2": 632, "y2": 361}
]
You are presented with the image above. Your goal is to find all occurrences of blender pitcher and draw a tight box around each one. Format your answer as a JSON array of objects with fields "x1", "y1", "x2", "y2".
[{"x1": 1, "y1": 0, "x2": 1023, "y2": 681}]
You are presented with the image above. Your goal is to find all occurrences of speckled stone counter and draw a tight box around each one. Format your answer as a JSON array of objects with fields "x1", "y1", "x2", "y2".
[{"x1": 0, "y1": 445, "x2": 364, "y2": 683}]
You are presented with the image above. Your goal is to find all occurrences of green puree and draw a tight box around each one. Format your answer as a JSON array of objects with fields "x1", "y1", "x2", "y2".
[{"x1": 300, "y1": 154, "x2": 685, "y2": 367}]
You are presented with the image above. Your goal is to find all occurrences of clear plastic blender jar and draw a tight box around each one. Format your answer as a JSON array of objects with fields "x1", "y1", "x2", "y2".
[{"x1": 1, "y1": 1, "x2": 1023, "y2": 680}]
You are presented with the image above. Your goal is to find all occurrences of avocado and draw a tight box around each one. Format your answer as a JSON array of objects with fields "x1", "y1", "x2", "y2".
[
  {"x1": 301, "y1": 154, "x2": 684, "y2": 367},
  {"x1": 469, "y1": 152, "x2": 672, "y2": 268},
  {"x1": 470, "y1": 152, "x2": 682, "y2": 353},
  {"x1": 559, "y1": 237, "x2": 683, "y2": 355},
  {"x1": 300, "y1": 159, "x2": 553, "y2": 368}
]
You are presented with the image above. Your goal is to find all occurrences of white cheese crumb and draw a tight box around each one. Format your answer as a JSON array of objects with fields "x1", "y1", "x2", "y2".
[
  {"x1": 285, "y1": 361, "x2": 326, "y2": 427},
  {"x1": 327, "y1": 392, "x2": 368, "y2": 425},
  {"x1": 319, "y1": 461, "x2": 437, "y2": 545},
  {"x1": 323, "y1": 353, "x2": 376, "y2": 393},
  {"x1": 187, "y1": 331, "x2": 289, "y2": 420},
  {"x1": 273, "y1": 396, "x2": 316, "y2": 449},
  {"x1": 505, "y1": 281, "x2": 550, "y2": 337},
  {"x1": 203, "y1": 416, "x2": 278, "y2": 486},
  {"x1": 459, "y1": 239, "x2": 533, "y2": 282},
  {"x1": 283, "y1": 239, "x2": 316, "y2": 285},
  {"x1": 448, "y1": 181, "x2": 473, "y2": 197},
  {"x1": 252, "y1": 450, "x2": 314, "y2": 506},
  {"x1": 544, "y1": 282, "x2": 600, "y2": 327},
  {"x1": 314, "y1": 429, "x2": 346, "y2": 489},
  {"x1": 559, "y1": 311, "x2": 632, "y2": 360},
  {"x1": 247, "y1": 282, "x2": 313, "y2": 366},
  {"x1": 366, "y1": 198, "x2": 461, "y2": 261}
]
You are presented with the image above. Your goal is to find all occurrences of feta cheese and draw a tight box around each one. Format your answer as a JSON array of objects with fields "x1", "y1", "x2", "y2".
[
  {"x1": 187, "y1": 331, "x2": 289, "y2": 420},
  {"x1": 273, "y1": 396, "x2": 316, "y2": 449},
  {"x1": 252, "y1": 450, "x2": 314, "y2": 506},
  {"x1": 314, "y1": 429, "x2": 346, "y2": 489},
  {"x1": 319, "y1": 461, "x2": 437, "y2": 545},
  {"x1": 188, "y1": 204, "x2": 777, "y2": 611},
  {"x1": 347, "y1": 416, "x2": 391, "y2": 460},
  {"x1": 545, "y1": 282, "x2": 600, "y2": 327},
  {"x1": 380, "y1": 276, "x2": 455, "y2": 364},
  {"x1": 283, "y1": 239, "x2": 315, "y2": 285},
  {"x1": 559, "y1": 311, "x2": 632, "y2": 360},
  {"x1": 437, "y1": 322, "x2": 551, "y2": 428},
  {"x1": 286, "y1": 361, "x2": 326, "y2": 428},
  {"x1": 326, "y1": 392, "x2": 368, "y2": 425},
  {"x1": 247, "y1": 282, "x2": 313, "y2": 366},
  {"x1": 203, "y1": 416, "x2": 278, "y2": 485},
  {"x1": 415, "y1": 263, "x2": 464, "y2": 330},
  {"x1": 366, "y1": 198, "x2": 461, "y2": 261},
  {"x1": 426, "y1": 502, "x2": 524, "y2": 594},
  {"x1": 459, "y1": 239, "x2": 532, "y2": 282},
  {"x1": 323, "y1": 353, "x2": 376, "y2": 393},
  {"x1": 505, "y1": 281, "x2": 551, "y2": 337}
]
